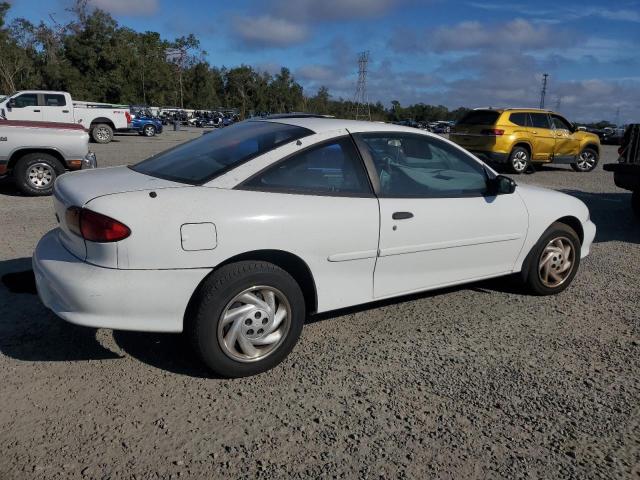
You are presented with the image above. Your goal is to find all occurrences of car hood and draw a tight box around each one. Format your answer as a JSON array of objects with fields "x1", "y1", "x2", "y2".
[
  {"x1": 54, "y1": 166, "x2": 185, "y2": 207},
  {"x1": 516, "y1": 183, "x2": 590, "y2": 223}
]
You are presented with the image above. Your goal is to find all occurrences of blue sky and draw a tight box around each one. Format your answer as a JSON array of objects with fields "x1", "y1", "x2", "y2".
[{"x1": 6, "y1": 0, "x2": 640, "y2": 123}]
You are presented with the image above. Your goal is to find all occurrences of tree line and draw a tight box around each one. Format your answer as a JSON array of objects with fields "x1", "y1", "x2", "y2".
[{"x1": 0, "y1": 0, "x2": 468, "y2": 122}]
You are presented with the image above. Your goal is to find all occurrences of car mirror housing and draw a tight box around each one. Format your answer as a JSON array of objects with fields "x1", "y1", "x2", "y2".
[{"x1": 486, "y1": 175, "x2": 517, "y2": 196}]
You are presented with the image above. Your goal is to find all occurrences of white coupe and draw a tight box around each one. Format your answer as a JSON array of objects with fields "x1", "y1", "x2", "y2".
[{"x1": 33, "y1": 116, "x2": 596, "y2": 377}]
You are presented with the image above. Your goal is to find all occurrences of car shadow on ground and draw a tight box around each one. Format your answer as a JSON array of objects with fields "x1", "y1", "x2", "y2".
[
  {"x1": 0, "y1": 256, "x2": 526, "y2": 378},
  {"x1": 560, "y1": 189, "x2": 639, "y2": 244}
]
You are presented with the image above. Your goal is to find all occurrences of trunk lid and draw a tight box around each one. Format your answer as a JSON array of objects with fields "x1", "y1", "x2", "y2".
[{"x1": 53, "y1": 166, "x2": 184, "y2": 262}]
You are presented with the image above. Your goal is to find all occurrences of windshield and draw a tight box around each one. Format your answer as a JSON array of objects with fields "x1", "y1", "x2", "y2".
[{"x1": 132, "y1": 120, "x2": 313, "y2": 184}]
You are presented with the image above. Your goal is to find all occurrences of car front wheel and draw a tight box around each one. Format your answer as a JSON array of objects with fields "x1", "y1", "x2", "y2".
[
  {"x1": 187, "y1": 261, "x2": 305, "y2": 377},
  {"x1": 571, "y1": 147, "x2": 599, "y2": 172},
  {"x1": 91, "y1": 123, "x2": 113, "y2": 144},
  {"x1": 523, "y1": 222, "x2": 581, "y2": 295}
]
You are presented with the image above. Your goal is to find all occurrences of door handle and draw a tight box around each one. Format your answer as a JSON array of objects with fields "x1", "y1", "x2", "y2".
[
  {"x1": 392, "y1": 211, "x2": 414, "y2": 220},
  {"x1": 62, "y1": 110, "x2": 69, "y2": 113},
  {"x1": 33, "y1": 109, "x2": 40, "y2": 112},
  {"x1": 530, "y1": 130, "x2": 537, "y2": 134}
]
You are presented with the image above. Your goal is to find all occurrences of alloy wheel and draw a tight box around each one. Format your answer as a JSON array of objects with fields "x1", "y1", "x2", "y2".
[
  {"x1": 27, "y1": 162, "x2": 54, "y2": 189},
  {"x1": 217, "y1": 286, "x2": 291, "y2": 363},
  {"x1": 512, "y1": 150, "x2": 528, "y2": 172},
  {"x1": 576, "y1": 151, "x2": 596, "y2": 171},
  {"x1": 538, "y1": 236, "x2": 575, "y2": 288},
  {"x1": 96, "y1": 127, "x2": 110, "y2": 141}
]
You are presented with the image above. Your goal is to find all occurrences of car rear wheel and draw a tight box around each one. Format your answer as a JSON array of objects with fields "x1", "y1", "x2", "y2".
[
  {"x1": 13, "y1": 153, "x2": 65, "y2": 196},
  {"x1": 508, "y1": 147, "x2": 530, "y2": 174},
  {"x1": 523, "y1": 222, "x2": 581, "y2": 295},
  {"x1": 143, "y1": 124, "x2": 156, "y2": 137},
  {"x1": 91, "y1": 123, "x2": 113, "y2": 144},
  {"x1": 187, "y1": 261, "x2": 305, "y2": 377},
  {"x1": 571, "y1": 147, "x2": 599, "y2": 172}
]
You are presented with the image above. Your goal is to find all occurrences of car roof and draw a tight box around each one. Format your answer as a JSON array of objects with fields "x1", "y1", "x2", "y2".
[{"x1": 254, "y1": 117, "x2": 427, "y2": 135}]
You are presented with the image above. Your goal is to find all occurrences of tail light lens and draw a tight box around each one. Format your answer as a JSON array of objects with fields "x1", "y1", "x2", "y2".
[
  {"x1": 481, "y1": 129, "x2": 505, "y2": 136},
  {"x1": 65, "y1": 207, "x2": 130, "y2": 242},
  {"x1": 125, "y1": 111, "x2": 132, "y2": 123},
  {"x1": 618, "y1": 146, "x2": 624, "y2": 155}
]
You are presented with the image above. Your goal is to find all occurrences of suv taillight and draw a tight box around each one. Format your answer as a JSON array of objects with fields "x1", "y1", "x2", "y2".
[
  {"x1": 65, "y1": 207, "x2": 131, "y2": 242},
  {"x1": 125, "y1": 111, "x2": 132, "y2": 123},
  {"x1": 481, "y1": 129, "x2": 505, "y2": 136}
]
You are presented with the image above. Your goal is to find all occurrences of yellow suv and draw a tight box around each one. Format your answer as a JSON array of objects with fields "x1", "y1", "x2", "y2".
[{"x1": 450, "y1": 108, "x2": 601, "y2": 173}]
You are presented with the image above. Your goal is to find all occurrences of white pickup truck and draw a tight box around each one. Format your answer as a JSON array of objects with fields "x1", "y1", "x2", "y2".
[
  {"x1": 0, "y1": 120, "x2": 97, "y2": 195},
  {"x1": 0, "y1": 91, "x2": 131, "y2": 144}
]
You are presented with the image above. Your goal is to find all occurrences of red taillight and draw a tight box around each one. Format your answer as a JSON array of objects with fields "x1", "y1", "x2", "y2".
[
  {"x1": 618, "y1": 146, "x2": 624, "y2": 155},
  {"x1": 481, "y1": 129, "x2": 505, "y2": 136},
  {"x1": 125, "y1": 111, "x2": 132, "y2": 123},
  {"x1": 65, "y1": 207, "x2": 130, "y2": 242}
]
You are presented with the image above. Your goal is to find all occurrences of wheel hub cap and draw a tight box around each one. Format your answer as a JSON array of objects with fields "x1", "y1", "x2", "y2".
[
  {"x1": 513, "y1": 151, "x2": 528, "y2": 171},
  {"x1": 28, "y1": 163, "x2": 54, "y2": 188},
  {"x1": 217, "y1": 286, "x2": 291, "y2": 363},
  {"x1": 538, "y1": 236, "x2": 575, "y2": 288}
]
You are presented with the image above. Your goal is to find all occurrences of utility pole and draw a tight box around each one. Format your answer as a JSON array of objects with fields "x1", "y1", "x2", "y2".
[
  {"x1": 539, "y1": 73, "x2": 549, "y2": 109},
  {"x1": 615, "y1": 107, "x2": 620, "y2": 127},
  {"x1": 353, "y1": 51, "x2": 371, "y2": 121}
]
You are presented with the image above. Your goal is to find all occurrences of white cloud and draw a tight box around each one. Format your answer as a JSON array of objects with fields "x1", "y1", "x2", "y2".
[
  {"x1": 88, "y1": 0, "x2": 158, "y2": 16},
  {"x1": 233, "y1": 15, "x2": 309, "y2": 48},
  {"x1": 275, "y1": 0, "x2": 403, "y2": 21}
]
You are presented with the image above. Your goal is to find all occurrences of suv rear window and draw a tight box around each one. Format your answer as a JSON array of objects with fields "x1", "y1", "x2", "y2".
[
  {"x1": 456, "y1": 110, "x2": 500, "y2": 126},
  {"x1": 132, "y1": 121, "x2": 313, "y2": 184}
]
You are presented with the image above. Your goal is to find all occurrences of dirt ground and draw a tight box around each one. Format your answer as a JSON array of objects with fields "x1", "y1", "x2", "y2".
[{"x1": 0, "y1": 128, "x2": 638, "y2": 479}]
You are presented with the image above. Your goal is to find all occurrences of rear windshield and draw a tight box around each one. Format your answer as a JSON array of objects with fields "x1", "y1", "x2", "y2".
[
  {"x1": 132, "y1": 121, "x2": 313, "y2": 184},
  {"x1": 456, "y1": 110, "x2": 500, "y2": 126}
]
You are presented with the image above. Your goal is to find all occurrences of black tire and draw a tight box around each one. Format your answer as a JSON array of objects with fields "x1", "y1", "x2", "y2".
[
  {"x1": 522, "y1": 222, "x2": 581, "y2": 296},
  {"x1": 508, "y1": 146, "x2": 530, "y2": 174},
  {"x1": 187, "y1": 261, "x2": 305, "y2": 378},
  {"x1": 91, "y1": 123, "x2": 113, "y2": 144},
  {"x1": 13, "y1": 152, "x2": 65, "y2": 196},
  {"x1": 143, "y1": 124, "x2": 156, "y2": 137},
  {"x1": 571, "y1": 147, "x2": 599, "y2": 172},
  {"x1": 632, "y1": 191, "x2": 640, "y2": 219}
]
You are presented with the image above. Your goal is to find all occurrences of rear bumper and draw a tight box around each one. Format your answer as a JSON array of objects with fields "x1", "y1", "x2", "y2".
[
  {"x1": 469, "y1": 151, "x2": 509, "y2": 163},
  {"x1": 33, "y1": 229, "x2": 210, "y2": 332}
]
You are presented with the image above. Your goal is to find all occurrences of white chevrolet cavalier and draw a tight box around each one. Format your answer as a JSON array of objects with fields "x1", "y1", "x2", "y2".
[{"x1": 33, "y1": 117, "x2": 596, "y2": 377}]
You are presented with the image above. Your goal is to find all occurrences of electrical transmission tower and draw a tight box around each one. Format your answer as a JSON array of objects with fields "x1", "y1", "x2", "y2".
[
  {"x1": 539, "y1": 73, "x2": 549, "y2": 109},
  {"x1": 353, "y1": 51, "x2": 371, "y2": 121}
]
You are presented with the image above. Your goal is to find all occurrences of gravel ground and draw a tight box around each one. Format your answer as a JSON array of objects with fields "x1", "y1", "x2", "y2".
[{"x1": 0, "y1": 129, "x2": 638, "y2": 479}]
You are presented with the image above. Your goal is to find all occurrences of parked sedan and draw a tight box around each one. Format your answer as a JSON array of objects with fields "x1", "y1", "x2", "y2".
[{"x1": 33, "y1": 117, "x2": 595, "y2": 377}]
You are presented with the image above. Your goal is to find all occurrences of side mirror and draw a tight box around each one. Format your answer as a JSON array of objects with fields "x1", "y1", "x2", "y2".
[
  {"x1": 7, "y1": 99, "x2": 15, "y2": 110},
  {"x1": 486, "y1": 175, "x2": 516, "y2": 196}
]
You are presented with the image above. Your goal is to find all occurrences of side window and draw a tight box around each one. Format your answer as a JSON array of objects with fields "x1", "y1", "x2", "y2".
[
  {"x1": 243, "y1": 137, "x2": 372, "y2": 196},
  {"x1": 358, "y1": 133, "x2": 488, "y2": 198},
  {"x1": 529, "y1": 113, "x2": 551, "y2": 129},
  {"x1": 509, "y1": 112, "x2": 528, "y2": 126},
  {"x1": 551, "y1": 115, "x2": 572, "y2": 130},
  {"x1": 43, "y1": 94, "x2": 66, "y2": 107},
  {"x1": 13, "y1": 94, "x2": 38, "y2": 108}
]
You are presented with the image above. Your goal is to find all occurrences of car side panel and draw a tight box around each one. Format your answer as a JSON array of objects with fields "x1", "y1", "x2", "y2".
[{"x1": 85, "y1": 187, "x2": 381, "y2": 313}]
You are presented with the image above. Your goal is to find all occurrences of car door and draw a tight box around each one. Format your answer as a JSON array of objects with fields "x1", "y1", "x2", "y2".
[
  {"x1": 550, "y1": 114, "x2": 580, "y2": 160},
  {"x1": 239, "y1": 134, "x2": 380, "y2": 311},
  {"x1": 353, "y1": 132, "x2": 528, "y2": 299},
  {"x1": 40, "y1": 93, "x2": 74, "y2": 123},
  {"x1": 527, "y1": 112, "x2": 555, "y2": 161},
  {"x1": 5, "y1": 93, "x2": 42, "y2": 121}
]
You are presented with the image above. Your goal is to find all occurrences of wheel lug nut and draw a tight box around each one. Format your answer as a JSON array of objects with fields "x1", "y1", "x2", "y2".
[
  {"x1": 262, "y1": 319, "x2": 268, "y2": 325},
  {"x1": 255, "y1": 312, "x2": 261, "y2": 319},
  {"x1": 247, "y1": 329, "x2": 254, "y2": 335},
  {"x1": 245, "y1": 319, "x2": 251, "y2": 326},
  {"x1": 257, "y1": 329, "x2": 264, "y2": 335}
]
